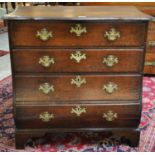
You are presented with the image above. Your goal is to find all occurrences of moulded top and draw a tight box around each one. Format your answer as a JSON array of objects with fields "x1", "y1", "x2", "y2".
[{"x1": 4, "y1": 6, "x2": 152, "y2": 21}]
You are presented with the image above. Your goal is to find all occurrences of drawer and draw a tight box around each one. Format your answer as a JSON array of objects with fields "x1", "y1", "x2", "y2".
[
  {"x1": 12, "y1": 49, "x2": 144, "y2": 73},
  {"x1": 15, "y1": 104, "x2": 141, "y2": 129},
  {"x1": 10, "y1": 21, "x2": 146, "y2": 47},
  {"x1": 147, "y1": 30, "x2": 155, "y2": 52},
  {"x1": 15, "y1": 75, "x2": 141, "y2": 101},
  {"x1": 144, "y1": 53, "x2": 155, "y2": 74}
]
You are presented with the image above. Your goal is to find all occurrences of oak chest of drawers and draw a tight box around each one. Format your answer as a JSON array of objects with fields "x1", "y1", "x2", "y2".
[{"x1": 5, "y1": 6, "x2": 151, "y2": 149}]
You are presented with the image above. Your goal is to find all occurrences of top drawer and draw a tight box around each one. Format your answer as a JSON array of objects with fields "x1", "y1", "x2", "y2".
[{"x1": 9, "y1": 21, "x2": 146, "y2": 48}]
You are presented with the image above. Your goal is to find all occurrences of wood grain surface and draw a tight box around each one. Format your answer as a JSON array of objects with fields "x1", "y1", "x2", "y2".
[
  {"x1": 4, "y1": 6, "x2": 151, "y2": 20},
  {"x1": 14, "y1": 75, "x2": 142, "y2": 101},
  {"x1": 12, "y1": 49, "x2": 144, "y2": 73},
  {"x1": 10, "y1": 21, "x2": 146, "y2": 47},
  {"x1": 15, "y1": 104, "x2": 140, "y2": 129}
]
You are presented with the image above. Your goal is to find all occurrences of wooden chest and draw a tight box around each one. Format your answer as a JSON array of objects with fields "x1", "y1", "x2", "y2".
[{"x1": 5, "y1": 6, "x2": 151, "y2": 149}]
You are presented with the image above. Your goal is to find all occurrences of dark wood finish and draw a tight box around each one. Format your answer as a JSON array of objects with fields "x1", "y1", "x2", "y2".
[
  {"x1": 10, "y1": 22, "x2": 146, "y2": 48},
  {"x1": 75, "y1": 3, "x2": 155, "y2": 74},
  {"x1": 4, "y1": 6, "x2": 151, "y2": 20},
  {"x1": 144, "y1": 11, "x2": 155, "y2": 74},
  {"x1": 15, "y1": 130, "x2": 45, "y2": 149},
  {"x1": 15, "y1": 129, "x2": 140, "y2": 149},
  {"x1": 15, "y1": 104, "x2": 140, "y2": 129},
  {"x1": 12, "y1": 49, "x2": 144, "y2": 73},
  {"x1": 146, "y1": 30, "x2": 155, "y2": 53},
  {"x1": 143, "y1": 11, "x2": 155, "y2": 74},
  {"x1": 135, "y1": 7, "x2": 155, "y2": 75},
  {"x1": 144, "y1": 53, "x2": 155, "y2": 73},
  {"x1": 5, "y1": 6, "x2": 149, "y2": 148},
  {"x1": 15, "y1": 75, "x2": 141, "y2": 101}
]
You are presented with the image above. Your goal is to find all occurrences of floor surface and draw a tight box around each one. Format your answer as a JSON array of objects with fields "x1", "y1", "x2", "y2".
[
  {"x1": 0, "y1": 32, "x2": 11, "y2": 80},
  {"x1": 0, "y1": 32, "x2": 9, "y2": 51}
]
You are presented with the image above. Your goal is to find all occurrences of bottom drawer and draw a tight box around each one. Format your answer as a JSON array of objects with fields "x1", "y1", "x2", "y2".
[{"x1": 15, "y1": 103, "x2": 141, "y2": 129}]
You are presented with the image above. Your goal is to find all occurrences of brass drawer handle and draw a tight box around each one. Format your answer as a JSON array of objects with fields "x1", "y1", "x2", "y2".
[
  {"x1": 103, "y1": 110, "x2": 117, "y2": 121},
  {"x1": 145, "y1": 61, "x2": 155, "y2": 66},
  {"x1": 39, "y1": 55, "x2": 55, "y2": 67},
  {"x1": 70, "y1": 50, "x2": 86, "y2": 63},
  {"x1": 148, "y1": 41, "x2": 155, "y2": 47},
  {"x1": 39, "y1": 83, "x2": 54, "y2": 94},
  {"x1": 71, "y1": 105, "x2": 86, "y2": 117},
  {"x1": 103, "y1": 55, "x2": 118, "y2": 67},
  {"x1": 104, "y1": 28, "x2": 120, "y2": 41},
  {"x1": 150, "y1": 18, "x2": 155, "y2": 22},
  {"x1": 39, "y1": 111, "x2": 54, "y2": 122},
  {"x1": 103, "y1": 82, "x2": 118, "y2": 94},
  {"x1": 36, "y1": 28, "x2": 53, "y2": 41},
  {"x1": 71, "y1": 76, "x2": 86, "y2": 88},
  {"x1": 70, "y1": 24, "x2": 87, "y2": 37}
]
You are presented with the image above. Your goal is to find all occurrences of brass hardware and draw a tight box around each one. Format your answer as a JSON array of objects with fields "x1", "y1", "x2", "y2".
[
  {"x1": 103, "y1": 110, "x2": 117, "y2": 121},
  {"x1": 36, "y1": 28, "x2": 53, "y2": 41},
  {"x1": 103, "y1": 55, "x2": 118, "y2": 67},
  {"x1": 104, "y1": 28, "x2": 120, "y2": 41},
  {"x1": 103, "y1": 82, "x2": 118, "y2": 94},
  {"x1": 71, "y1": 105, "x2": 86, "y2": 116},
  {"x1": 70, "y1": 50, "x2": 86, "y2": 63},
  {"x1": 39, "y1": 56, "x2": 55, "y2": 67},
  {"x1": 71, "y1": 76, "x2": 86, "y2": 88},
  {"x1": 145, "y1": 61, "x2": 155, "y2": 66},
  {"x1": 39, "y1": 83, "x2": 54, "y2": 94},
  {"x1": 148, "y1": 41, "x2": 155, "y2": 47},
  {"x1": 70, "y1": 24, "x2": 87, "y2": 37},
  {"x1": 150, "y1": 18, "x2": 155, "y2": 22},
  {"x1": 39, "y1": 111, "x2": 54, "y2": 122}
]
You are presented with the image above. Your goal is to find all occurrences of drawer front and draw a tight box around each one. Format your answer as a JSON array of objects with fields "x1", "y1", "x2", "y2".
[
  {"x1": 144, "y1": 53, "x2": 155, "y2": 74},
  {"x1": 15, "y1": 75, "x2": 141, "y2": 101},
  {"x1": 147, "y1": 30, "x2": 155, "y2": 52},
  {"x1": 12, "y1": 49, "x2": 144, "y2": 73},
  {"x1": 10, "y1": 22, "x2": 146, "y2": 47},
  {"x1": 15, "y1": 104, "x2": 141, "y2": 129}
]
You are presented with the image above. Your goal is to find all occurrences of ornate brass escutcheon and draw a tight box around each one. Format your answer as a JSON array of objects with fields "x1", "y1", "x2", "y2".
[
  {"x1": 70, "y1": 50, "x2": 86, "y2": 63},
  {"x1": 102, "y1": 55, "x2": 118, "y2": 67},
  {"x1": 39, "y1": 55, "x2": 55, "y2": 67},
  {"x1": 36, "y1": 28, "x2": 53, "y2": 41},
  {"x1": 71, "y1": 76, "x2": 86, "y2": 88},
  {"x1": 71, "y1": 105, "x2": 86, "y2": 117},
  {"x1": 39, "y1": 111, "x2": 54, "y2": 122},
  {"x1": 103, "y1": 110, "x2": 117, "y2": 121},
  {"x1": 104, "y1": 28, "x2": 120, "y2": 41},
  {"x1": 39, "y1": 83, "x2": 54, "y2": 94},
  {"x1": 70, "y1": 24, "x2": 87, "y2": 37},
  {"x1": 103, "y1": 82, "x2": 118, "y2": 94}
]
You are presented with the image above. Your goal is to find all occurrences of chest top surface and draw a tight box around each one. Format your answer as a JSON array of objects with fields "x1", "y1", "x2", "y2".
[{"x1": 4, "y1": 6, "x2": 152, "y2": 21}]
